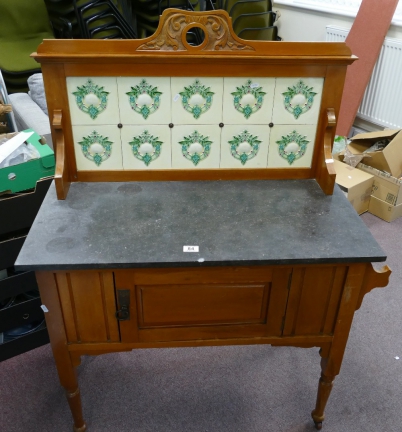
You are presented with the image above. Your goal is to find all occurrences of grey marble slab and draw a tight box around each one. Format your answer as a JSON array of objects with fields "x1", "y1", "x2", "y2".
[{"x1": 15, "y1": 179, "x2": 386, "y2": 270}]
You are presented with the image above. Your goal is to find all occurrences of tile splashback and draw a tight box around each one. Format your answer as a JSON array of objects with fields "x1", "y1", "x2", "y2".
[{"x1": 68, "y1": 76, "x2": 321, "y2": 171}]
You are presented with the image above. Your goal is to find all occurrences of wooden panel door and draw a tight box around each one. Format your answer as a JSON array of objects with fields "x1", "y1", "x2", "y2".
[{"x1": 114, "y1": 266, "x2": 291, "y2": 343}]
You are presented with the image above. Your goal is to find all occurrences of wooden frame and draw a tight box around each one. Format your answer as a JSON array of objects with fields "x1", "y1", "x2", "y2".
[{"x1": 32, "y1": 9, "x2": 356, "y2": 199}]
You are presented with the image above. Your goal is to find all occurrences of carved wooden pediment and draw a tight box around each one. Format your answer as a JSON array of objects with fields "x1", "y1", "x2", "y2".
[{"x1": 137, "y1": 9, "x2": 254, "y2": 52}]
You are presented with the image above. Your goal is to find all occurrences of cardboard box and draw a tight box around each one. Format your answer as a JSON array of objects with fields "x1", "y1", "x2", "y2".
[
  {"x1": 357, "y1": 162, "x2": 402, "y2": 206},
  {"x1": 368, "y1": 195, "x2": 402, "y2": 222},
  {"x1": 347, "y1": 129, "x2": 402, "y2": 177},
  {"x1": 0, "y1": 129, "x2": 54, "y2": 193},
  {"x1": 334, "y1": 160, "x2": 373, "y2": 214}
]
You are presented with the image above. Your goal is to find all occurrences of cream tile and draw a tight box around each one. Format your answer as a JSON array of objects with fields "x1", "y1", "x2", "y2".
[
  {"x1": 121, "y1": 125, "x2": 171, "y2": 170},
  {"x1": 117, "y1": 77, "x2": 171, "y2": 125},
  {"x1": 272, "y1": 78, "x2": 324, "y2": 125},
  {"x1": 220, "y1": 125, "x2": 270, "y2": 168},
  {"x1": 171, "y1": 77, "x2": 223, "y2": 125},
  {"x1": 172, "y1": 125, "x2": 221, "y2": 169},
  {"x1": 267, "y1": 124, "x2": 317, "y2": 168},
  {"x1": 67, "y1": 77, "x2": 119, "y2": 125},
  {"x1": 72, "y1": 125, "x2": 123, "y2": 171},
  {"x1": 223, "y1": 77, "x2": 275, "y2": 125}
]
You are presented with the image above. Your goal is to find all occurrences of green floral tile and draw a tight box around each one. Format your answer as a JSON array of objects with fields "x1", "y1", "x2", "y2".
[
  {"x1": 273, "y1": 78, "x2": 323, "y2": 126},
  {"x1": 220, "y1": 125, "x2": 270, "y2": 168},
  {"x1": 172, "y1": 125, "x2": 221, "y2": 168},
  {"x1": 268, "y1": 124, "x2": 317, "y2": 168},
  {"x1": 128, "y1": 130, "x2": 163, "y2": 166},
  {"x1": 223, "y1": 78, "x2": 275, "y2": 125},
  {"x1": 275, "y1": 130, "x2": 310, "y2": 165},
  {"x1": 72, "y1": 125, "x2": 123, "y2": 171},
  {"x1": 78, "y1": 130, "x2": 112, "y2": 166},
  {"x1": 118, "y1": 77, "x2": 172, "y2": 126},
  {"x1": 179, "y1": 79, "x2": 214, "y2": 119},
  {"x1": 231, "y1": 80, "x2": 266, "y2": 119},
  {"x1": 228, "y1": 130, "x2": 261, "y2": 165},
  {"x1": 72, "y1": 79, "x2": 108, "y2": 120},
  {"x1": 172, "y1": 78, "x2": 223, "y2": 125},
  {"x1": 121, "y1": 125, "x2": 171, "y2": 170},
  {"x1": 67, "y1": 77, "x2": 119, "y2": 125},
  {"x1": 282, "y1": 80, "x2": 317, "y2": 120},
  {"x1": 126, "y1": 79, "x2": 162, "y2": 119},
  {"x1": 178, "y1": 130, "x2": 212, "y2": 166}
]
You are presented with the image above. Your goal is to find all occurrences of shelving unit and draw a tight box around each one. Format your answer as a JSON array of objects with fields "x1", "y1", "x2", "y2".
[{"x1": 0, "y1": 178, "x2": 52, "y2": 362}]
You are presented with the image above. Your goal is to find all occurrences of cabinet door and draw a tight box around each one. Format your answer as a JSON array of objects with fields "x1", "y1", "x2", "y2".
[{"x1": 114, "y1": 266, "x2": 291, "y2": 343}]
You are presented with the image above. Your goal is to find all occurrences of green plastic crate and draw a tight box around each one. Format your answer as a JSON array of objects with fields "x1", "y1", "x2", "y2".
[{"x1": 0, "y1": 129, "x2": 55, "y2": 193}]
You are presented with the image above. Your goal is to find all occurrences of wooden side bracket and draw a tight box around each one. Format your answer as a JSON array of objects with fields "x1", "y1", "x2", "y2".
[
  {"x1": 316, "y1": 108, "x2": 337, "y2": 195},
  {"x1": 355, "y1": 264, "x2": 392, "y2": 310},
  {"x1": 52, "y1": 109, "x2": 70, "y2": 200}
]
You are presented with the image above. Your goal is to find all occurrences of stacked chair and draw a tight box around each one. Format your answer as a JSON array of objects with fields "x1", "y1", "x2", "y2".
[
  {"x1": 222, "y1": 0, "x2": 280, "y2": 40},
  {"x1": 0, "y1": 0, "x2": 55, "y2": 93},
  {"x1": 44, "y1": 0, "x2": 136, "y2": 39},
  {"x1": 132, "y1": 1, "x2": 202, "y2": 39},
  {"x1": 131, "y1": 0, "x2": 279, "y2": 41}
]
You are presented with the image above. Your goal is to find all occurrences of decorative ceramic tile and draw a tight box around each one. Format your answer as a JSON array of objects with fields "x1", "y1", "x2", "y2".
[
  {"x1": 117, "y1": 77, "x2": 172, "y2": 125},
  {"x1": 67, "y1": 77, "x2": 120, "y2": 125},
  {"x1": 72, "y1": 125, "x2": 123, "y2": 171},
  {"x1": 272, "y1": 78, "x2": 324, "y2": 125},
  {"x1": 223, "y1": 78, "x2": 275, "y2": 125},
  {"x1": 171, "y1": 78, "x2": 223, "y2": 125},
  {"x1": 172, "y1": 125, "x2": 221, "y2": 169},
  {"x1": 220, "y1": 125, "x2": 270, "y2": 168},
  {"x1": 121, "y1": 125, "x2": 171, "y2": 170},
  {"x1": 267, "y1": 124, "x2": 317, "y2": 168}
]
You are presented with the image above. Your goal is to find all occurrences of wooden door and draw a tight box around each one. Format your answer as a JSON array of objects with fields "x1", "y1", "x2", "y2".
[{"x1": 114, "y1": 266, "x2": 291, "y2": 343}]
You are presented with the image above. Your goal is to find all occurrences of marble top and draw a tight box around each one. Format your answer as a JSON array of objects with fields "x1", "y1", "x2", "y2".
[{"x1": 15, "y1": 180, "x2": 386, "y2": 270}]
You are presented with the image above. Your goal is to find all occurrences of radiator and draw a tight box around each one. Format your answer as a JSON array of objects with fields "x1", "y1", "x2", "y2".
[{"x1": 326, "y1": 25, "x2": 402, "y2": 129}]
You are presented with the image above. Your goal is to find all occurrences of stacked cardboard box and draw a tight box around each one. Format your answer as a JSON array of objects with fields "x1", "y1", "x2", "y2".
[
  {"x1": 334, "y1": 129, "x2": 402, "y2": 222},
  {"x1": 357, "y1": 163, "x2": 402, "y2": 222},
  {"x1": 333, "y1": 160, "x2": 373, "y2": 215}
]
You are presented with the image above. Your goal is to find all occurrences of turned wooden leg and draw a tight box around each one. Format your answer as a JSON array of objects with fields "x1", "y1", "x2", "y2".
[
  {"x1": 311, "y1": 372, "x2": 335, "y2": 430},
  {"x1": 66, "y1": 386, "x2": 87, "y2": 432}
]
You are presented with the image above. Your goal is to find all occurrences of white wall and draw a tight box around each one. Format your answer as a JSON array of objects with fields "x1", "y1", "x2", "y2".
[{"x1": 273, "y1": 3, "x2": 402, "y2": 42}]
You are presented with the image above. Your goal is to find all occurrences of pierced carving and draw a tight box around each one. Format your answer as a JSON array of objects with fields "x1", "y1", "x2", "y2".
[{"x1": 137, "y1": 10, "x2": 254, "y2": 52}]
